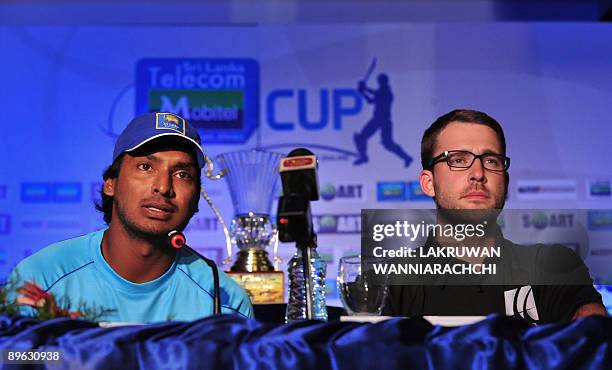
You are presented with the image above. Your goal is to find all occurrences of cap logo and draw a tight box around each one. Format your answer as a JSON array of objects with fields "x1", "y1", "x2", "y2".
[{"x1": 155, "y1": 112, "x2": 186, "y2": 135}]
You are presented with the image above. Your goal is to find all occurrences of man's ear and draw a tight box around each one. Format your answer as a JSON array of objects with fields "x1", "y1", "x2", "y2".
[
  {"x1": 103, "y1": 178, "x2": 115, "y2": 197},
  {"x1": 420, "y1": 170, "x2": 435, "y2": 197}
]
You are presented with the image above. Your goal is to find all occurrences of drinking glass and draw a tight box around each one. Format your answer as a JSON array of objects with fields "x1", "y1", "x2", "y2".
[{"x1": 337, "y1": 256, "x2": 387, "y2": 315}]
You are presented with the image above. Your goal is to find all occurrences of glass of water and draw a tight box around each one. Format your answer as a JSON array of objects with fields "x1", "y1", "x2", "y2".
[{"x1": 337, "y1": 255, "x2": 388, "y2": 315}]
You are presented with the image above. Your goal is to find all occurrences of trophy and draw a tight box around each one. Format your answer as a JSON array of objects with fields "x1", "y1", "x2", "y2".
[{"x1": 203, "y1": 150, "x2": 284, "y2": 304}]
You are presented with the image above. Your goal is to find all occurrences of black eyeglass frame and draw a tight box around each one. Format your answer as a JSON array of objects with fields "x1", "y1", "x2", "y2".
[{"x1": 427, "y1": 150, "x2": 511, "y2": 172}]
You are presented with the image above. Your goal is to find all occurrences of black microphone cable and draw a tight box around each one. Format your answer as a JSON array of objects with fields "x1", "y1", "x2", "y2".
[{"x1": 168, "y1": 230, "x2": 221, "y2": 315}]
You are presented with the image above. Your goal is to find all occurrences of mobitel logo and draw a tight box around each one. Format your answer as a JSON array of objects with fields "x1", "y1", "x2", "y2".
[{"x1": 136, "y1": 59, "x2": 259, "y2": 144}]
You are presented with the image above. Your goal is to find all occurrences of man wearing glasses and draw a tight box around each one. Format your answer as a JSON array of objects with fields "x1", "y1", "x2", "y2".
[{"x1": 384, "y1": 109, "x2": 606, "y2": 323}]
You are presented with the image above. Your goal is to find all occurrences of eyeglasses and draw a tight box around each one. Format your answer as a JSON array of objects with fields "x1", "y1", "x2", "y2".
[{"x1": 428, "y1": 150, "x2": 510, "y2": 172}]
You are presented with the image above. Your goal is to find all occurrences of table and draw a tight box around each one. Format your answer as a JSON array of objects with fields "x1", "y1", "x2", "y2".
[{"x1": 0, "y1": 314, "x2": 610, "y2": 369}]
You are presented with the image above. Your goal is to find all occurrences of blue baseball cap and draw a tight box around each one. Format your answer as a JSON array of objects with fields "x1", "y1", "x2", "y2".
[{"x1": 113, "y1": 112, "x2": 206, "y2": 168}]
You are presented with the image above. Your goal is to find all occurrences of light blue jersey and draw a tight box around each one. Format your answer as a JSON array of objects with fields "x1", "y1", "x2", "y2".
[{"x1": 9, "y1": 229, "x2": 253, "y2": 323}]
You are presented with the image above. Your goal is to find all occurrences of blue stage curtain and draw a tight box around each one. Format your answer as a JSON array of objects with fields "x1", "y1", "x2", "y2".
[{"x1": 0, "y1": 314, "x2": 610, "y2": 369}]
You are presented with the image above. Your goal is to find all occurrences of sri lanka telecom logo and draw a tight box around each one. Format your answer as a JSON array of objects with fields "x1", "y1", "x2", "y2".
[
  {"x1": 263, "y1": 58, "x2": 413, "y2": 167},
  {"x1": 134, "y1": 59, "x2": 259, "y2": 144}
]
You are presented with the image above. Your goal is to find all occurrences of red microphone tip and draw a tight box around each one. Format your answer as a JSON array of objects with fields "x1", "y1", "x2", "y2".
[{"x1": 169, "y1": 231, "x2": 186, "y2": 249}]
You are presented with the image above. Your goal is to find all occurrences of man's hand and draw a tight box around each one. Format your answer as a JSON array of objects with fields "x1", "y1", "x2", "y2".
[{"x1": 572, "y1": 302, "x2": 608, "y2": 320}]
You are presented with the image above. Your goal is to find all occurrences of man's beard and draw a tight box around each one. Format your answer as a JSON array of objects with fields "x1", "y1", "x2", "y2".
[
  {"x1": 433, "y1": 185, "x2": 507, "y2": 227},
  {"x1": 113, "y1": 199, "x2": 193, "y2": 241},
  {"x1": 433, "y1": 183, "x2": 507, "y2": 211}
]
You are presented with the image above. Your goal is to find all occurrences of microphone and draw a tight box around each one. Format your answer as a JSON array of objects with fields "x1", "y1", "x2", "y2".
[
  {"x1": 277, "y1": 148, "x2": 320, "y2": 320},
  {"x1": 168, "y1": 230, "x2": 221, "y2": 315},
  {"x1": 277, "y1": 148, "x2": 319, "y2": 244}
]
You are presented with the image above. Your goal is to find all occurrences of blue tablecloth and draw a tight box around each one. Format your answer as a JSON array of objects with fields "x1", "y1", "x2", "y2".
[{"x1": 0, "y1": 314, "x2": 610, "y2": 369}]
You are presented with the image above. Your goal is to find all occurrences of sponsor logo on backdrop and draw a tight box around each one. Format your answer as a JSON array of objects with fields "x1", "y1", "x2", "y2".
[
  {"x1": 0, "y1": 185, "x2": 7, "y2": 200},
  {"x1": 376, "y1": 181, "x2": 431, "y2": 202},
  {"x1": 135, "y1": 59, "x2": 259, "y2": 144},
  {"x1": 588, "y1": 179, "x2": 611, "y2": 198},
  {"x1": 320, "y1": 183, "x2": 365, "y2": 202},
  {"x1": 521, "y1": 212, "x2": 574, "y2": 230},
  {"x1": 0, "y1": 215, "x2": 10, "y2": 235},
  {"x1": 20, "y1": 183, "x2": 51, "y2": 202},
  {"x1": 264, "y1": 59, "x2": 414, "y2": 167},
  {"x1": 313, "y1": 214, "x2": 360, "y2": 234},
  {"x1": 377, "y1": 181, "x2": 406, "y2": 202},
  {"x1": 184, "y1": 217, "x2": 220, "y2": 232},
  {"x1": 516, "y1": 179, "x2": 576, "y2": 200},
  {"x1": 51, "y1": 183, "x2": 82, "y2": 203},
  {"x1": 587, "y1": 210, "x2": 612, "y2": 231},
  {"x1": 21, "y1": 183, "x2": 82, "y2": 203},
  {"x1": 20, "y1": 217, "x2": 81, "y2": 231}
]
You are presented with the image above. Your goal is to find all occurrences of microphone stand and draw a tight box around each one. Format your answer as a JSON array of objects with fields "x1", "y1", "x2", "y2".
[{"x1": 297, "y1": 235, "x2": 316, "y2": 320}]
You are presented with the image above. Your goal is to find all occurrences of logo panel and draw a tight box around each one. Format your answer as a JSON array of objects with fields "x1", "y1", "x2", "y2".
[
  {"x1": 313, "y1": 214, "x2": 361, "y2": 234},
  {"x1": 521, "y1": 211, "x2": 575, "y2": 230},
  {"x1": 320, "y1": 183, "x2": 365, "y2": 202},
  {"x1": 588, "y1": 179, "x2": 611, "y2": 198},
  {"x1": 21, "y1": 183, "x2": 82, "y2": 203},
  {"x1": 516, "y1": 179, "x2": 576, "y2": 200},
  {"x1": 377, "y1": 182, "x2": 406, "y2": 202},
  {"x1": 588, "y1": 210, "x2": 612, "y2": 231},
  {"x1": 136, "y1": 59, "x2": 258, "y2": 144}
]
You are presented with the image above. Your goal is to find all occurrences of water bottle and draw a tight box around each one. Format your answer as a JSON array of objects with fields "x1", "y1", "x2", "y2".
[{"x1": 285, "y1": 246, "x2": 328, "y2": 322}]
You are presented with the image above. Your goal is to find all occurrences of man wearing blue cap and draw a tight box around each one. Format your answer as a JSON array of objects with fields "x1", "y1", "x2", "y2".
[{"x1": 9, "y1": 112, "x2": 253, "y2": 322}]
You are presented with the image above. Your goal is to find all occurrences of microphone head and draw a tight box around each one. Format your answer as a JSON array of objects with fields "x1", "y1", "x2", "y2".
[
  {"x1": 287, "y1": 148, "x2": 314, "y2": 157},
  {"x1": 279, "y1": 147, "x2": 319, "y2": 201},
  {"x1": 168, "y1": 230, "x2": 186, "y2": 249}
]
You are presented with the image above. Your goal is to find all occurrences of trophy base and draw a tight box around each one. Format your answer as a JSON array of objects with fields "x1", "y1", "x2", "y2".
[
  {"x1": 230, "y1": 248, "x2": 275, "y2": 272},
  {"x1": 227, "y1": 271, "x2": 284, "y2": 304}
]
